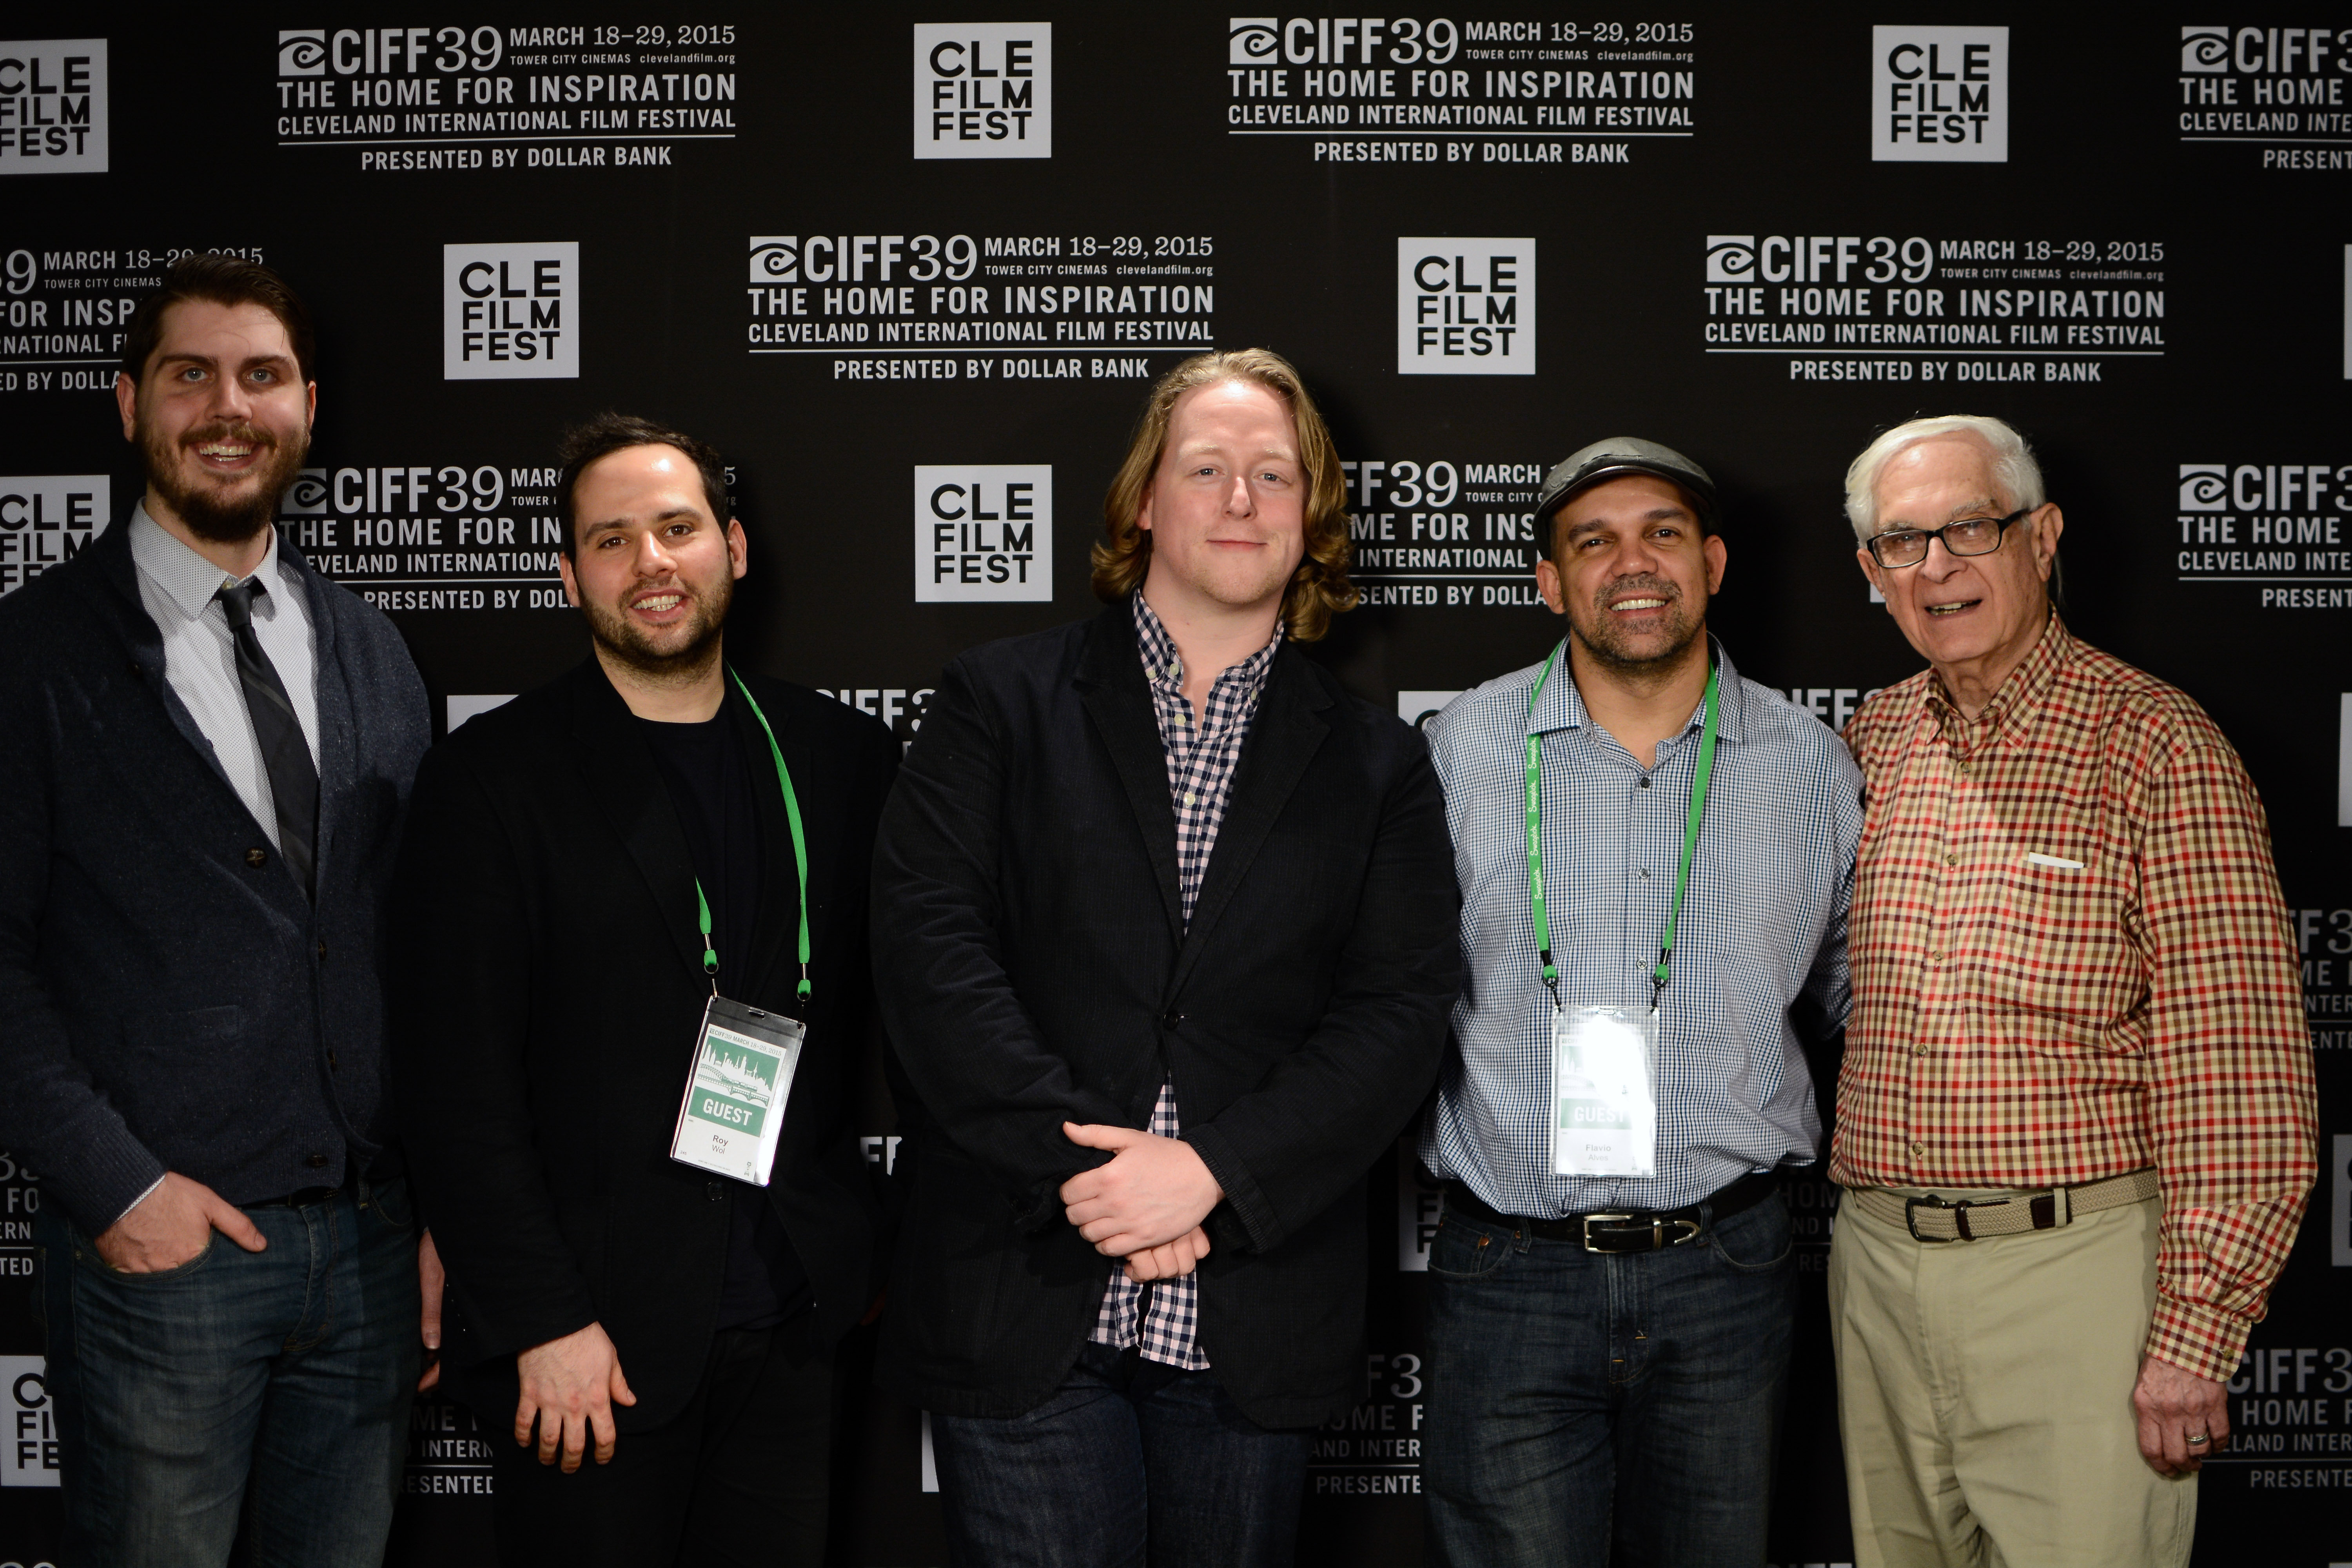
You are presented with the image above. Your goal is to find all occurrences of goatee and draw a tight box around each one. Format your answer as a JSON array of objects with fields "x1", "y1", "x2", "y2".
[{"x1": 140, "y1": 417, "x2": 308, "y2": 544}]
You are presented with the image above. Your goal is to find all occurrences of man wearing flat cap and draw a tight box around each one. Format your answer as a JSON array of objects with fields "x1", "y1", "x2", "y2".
[{"x1": 1417, "y1": 439, "x2": 1862, "y2": 1567}]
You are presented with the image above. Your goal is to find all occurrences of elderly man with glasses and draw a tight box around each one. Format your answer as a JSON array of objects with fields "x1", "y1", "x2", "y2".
[{"x1": 1827, "y1": 414, "x2": 2316, "y2": 1568}]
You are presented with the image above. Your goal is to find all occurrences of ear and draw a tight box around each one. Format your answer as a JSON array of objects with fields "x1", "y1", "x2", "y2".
[
  {"x1": 1135, "y1": 482, "x2": 1155, "y2": 535},
  {"x1": 1702, "y1": 532, "x2": 1727, "y2": 595},
  {"x1": 2027, "y1": 503, "x2": 2063, "y2": 581},
  {"x1": 725, "y1": 517, "x2": 748, "y2": 581},
  {"x1": 555, "y1": 550, "x2": 583, "y2": 609},
  {"x1": 304, "y1": 380, "x2": 318, "y2": 428},
  {"x1": 1534, "y1": 556, "x2": 1567, "y2": 616},
  {"x1": 116, "y1": 372, "x2": 137, "y2": 443}
]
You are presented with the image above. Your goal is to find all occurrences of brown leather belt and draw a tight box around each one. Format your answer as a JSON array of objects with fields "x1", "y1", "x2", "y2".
[
  {"x1": 1847, "y1": 1166, "x2": 2160, "y2": 1243},
  {"x1": 1443, "y1": 1171, "x2": 1779, "y2": 1254}
]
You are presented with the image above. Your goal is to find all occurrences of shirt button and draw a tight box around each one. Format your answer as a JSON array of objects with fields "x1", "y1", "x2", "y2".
[
  {"x1": 1928, "y1": 950, "x2": 1944, "y2": 964},
  {"x1": 1638, "y1": 777, "x2": 1651, "y2": 789},
  {"x1": 1956, "y1": 762, "x2": 1973, "y2": 776},
  {"x1": 1944, "y1": 853, "x2": 1960, "y2": 866},
  {"x1": 1913, "y1": 1044, "x2": 1928, "y2": 1057},
  {"x1": 1636, "y1": 867, "x2": 1651, "y2": 880},
  {"x1": 1185, "y1": 792, "x2": 1198, "y2": 806},
  {"x1": 245, "y1": 847, "x2": 269, "y2": 868},
  {"x1": 1908, "y1": 1140, "x2": 1927, "y2": 1157}
]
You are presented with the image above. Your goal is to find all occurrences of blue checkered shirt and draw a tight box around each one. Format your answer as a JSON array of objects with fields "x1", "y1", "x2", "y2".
[
  {"x1": 1419, "y1": 638, "x2": 1862, "y2": 1216},
  {"x1": 1089, "y1": 593, "x2": 1280, "y2": 1369}
]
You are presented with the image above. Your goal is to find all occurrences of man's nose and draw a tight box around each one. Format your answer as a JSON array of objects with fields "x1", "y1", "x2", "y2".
[
  {"x1": 1918, "y1": 532, "x2": 1965, "y2": 579},
  {"x1": 207, "y1": 373, "x2": 254, "y2": 420},
  {"x1": 634, "y1": 531, "x2": 678, "y2": 573},
  {"x1": 1224, "y1": 471, "x2": 1256, "y2": 515}
]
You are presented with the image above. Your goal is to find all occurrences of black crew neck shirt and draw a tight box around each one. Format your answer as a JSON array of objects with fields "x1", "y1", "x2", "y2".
[{"x1": 638, "y1": 693, "x2": 811, "y2": 1334}]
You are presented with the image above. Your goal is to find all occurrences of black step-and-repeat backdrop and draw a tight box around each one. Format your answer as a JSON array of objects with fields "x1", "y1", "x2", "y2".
[{"x1": 4, "y1": 6, "x2": 2348, "y2": 1564}]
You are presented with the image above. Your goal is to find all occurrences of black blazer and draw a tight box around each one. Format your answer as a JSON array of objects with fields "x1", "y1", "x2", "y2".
[
  {"x1": 0, "y1": 519, "x2": 428, "y2": 1233},
  {"x1": 871, "y1": 604, "x2": 1460, "y2": 1429},
  {"x1": 389, "y1": 659, "x2": 897, "y2": 1429}
]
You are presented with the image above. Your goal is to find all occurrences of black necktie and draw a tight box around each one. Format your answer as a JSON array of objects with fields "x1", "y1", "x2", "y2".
[{"x1": 216, "y1": 577, "x2": 318, "y2": 900}]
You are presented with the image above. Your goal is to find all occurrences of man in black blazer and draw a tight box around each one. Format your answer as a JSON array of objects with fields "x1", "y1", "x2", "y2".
[
  {"x1": 391, "y1": 415, "x2": 895, "y2": 1565},
  {"x1": 0, "y1": 255, "x2": 432, "y2": 1566},
  {"x1": 873, "y1": 349, "x2": 1460, "y2": 1566}
]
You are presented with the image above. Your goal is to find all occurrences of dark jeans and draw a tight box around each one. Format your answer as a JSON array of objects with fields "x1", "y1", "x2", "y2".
[
  {"x1": 490, "y1": 1325, "x2": 832, "y2": 1567},
  {"x1": 1422, "y1": 1187, "x2": 1796, "y2": 1568},
  {"x1": 36, "y1": 1177, "x2": 421, "y2": 1568},
  {"x1": 929, "y1": 1339, "x2": 1312, "y2": 1568}
]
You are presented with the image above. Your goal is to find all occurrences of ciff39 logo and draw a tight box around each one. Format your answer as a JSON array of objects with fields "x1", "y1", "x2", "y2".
[
  {"x1": 1396, "y1": 240, "x2": 1535, "y2": 376},
  {"x1": 1870, "y1": 25, "x2": 2007, "y2": 162},
  {"x1": 443, "y1": 243, "x2": 579, "y2": 380},
  {"x1": 913, "y1": 24, "x2": 1050, "y2": 158}
]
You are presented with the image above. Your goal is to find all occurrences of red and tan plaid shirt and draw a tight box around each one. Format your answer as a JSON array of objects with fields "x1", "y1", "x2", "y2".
[{"x1": 1833, "y1": 615, "x2": 2317, "y2": 1381}]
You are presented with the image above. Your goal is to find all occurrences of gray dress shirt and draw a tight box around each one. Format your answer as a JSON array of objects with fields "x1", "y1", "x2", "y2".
[{"x1": 127, "y1": 505, "x2": 321, "y2": 848}]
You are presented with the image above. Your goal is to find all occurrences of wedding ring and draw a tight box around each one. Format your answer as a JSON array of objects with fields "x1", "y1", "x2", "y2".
[{"x1": 2187, "y1": 1432, "x2": 2210, "y2": 1446}]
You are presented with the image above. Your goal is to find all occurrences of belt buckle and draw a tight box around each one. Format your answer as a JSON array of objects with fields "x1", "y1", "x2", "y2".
[
  {"x1": 1581, "y1": 1212, "x2": 1704, "y2": 1253},
  {"x1": 1903, "y1": 1193, "x2": 1983, "y2": 1243}
]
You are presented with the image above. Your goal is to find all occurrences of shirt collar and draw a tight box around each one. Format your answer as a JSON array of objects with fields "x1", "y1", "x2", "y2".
[
  {"x1": 1131, "y1": 591, "x2": 1281, "y2": 694},
  {"x1": 1528, "y1": 633, "x2": 1747, "y2": 746},
  {"x1": 128, "y1": 502, "x2": 283, "y2": 622},
  {"x1": 1924, "y1": 611, "x2": 2073, "y2": 735}
]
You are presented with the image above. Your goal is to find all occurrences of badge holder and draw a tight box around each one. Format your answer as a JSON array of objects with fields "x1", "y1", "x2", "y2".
[
  {"x1": 1549, "y1": 1006, "x2": 1660, "y2": 1178},
  {"x1": 670, "y1": 995, "x2": 804, "y2": 1187}
]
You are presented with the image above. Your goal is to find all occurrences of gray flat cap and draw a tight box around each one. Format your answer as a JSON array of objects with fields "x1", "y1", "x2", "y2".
[{"x1": 1534, "y1": 437, "x2": 1717, "y2": 524}]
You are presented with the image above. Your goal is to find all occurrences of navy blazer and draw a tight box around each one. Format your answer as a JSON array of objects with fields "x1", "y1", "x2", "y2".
[
  {"x1": 871, "y1": 603, "x2": 1461, "y2": 1429},
  {"x1": 389, "y1": 660, "x2": 897, "y2": 1429},
  {"x1": 0, "y1": 518, "x2": 430, "y2": 1233}
]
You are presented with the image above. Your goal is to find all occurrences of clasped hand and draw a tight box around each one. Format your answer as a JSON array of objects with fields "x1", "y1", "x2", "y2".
[{"x1": 1059, "y1": 1123, "x2": 1223, "y2": 1283}]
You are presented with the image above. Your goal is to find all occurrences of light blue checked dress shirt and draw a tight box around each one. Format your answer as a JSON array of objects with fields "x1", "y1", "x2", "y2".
[{"x1": 1419, "y1": 638, "x2": 1862, "y2": 1217}]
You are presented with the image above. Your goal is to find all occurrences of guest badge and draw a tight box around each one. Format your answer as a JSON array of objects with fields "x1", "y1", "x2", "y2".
[
  {"x1": 1549, "y1": 1006, "x2": 1659, "y2": 1179},
  {"x1": 669, "y1": 995, "x2": 804, "y2": 1187}
]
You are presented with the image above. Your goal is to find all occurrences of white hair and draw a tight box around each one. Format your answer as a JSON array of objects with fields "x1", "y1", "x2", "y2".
[{"x1": 1842, "y1": 414, "x2": 2045, "y2": 543}]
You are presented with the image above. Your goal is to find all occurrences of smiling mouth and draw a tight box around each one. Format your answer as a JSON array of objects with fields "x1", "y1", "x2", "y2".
[
  {"x1": 1925, "y1": 598, "x2": 1982, "y2": 617},
  {"x1": 1608, "y1": 595, "x2": 1670, "y2": 613}
]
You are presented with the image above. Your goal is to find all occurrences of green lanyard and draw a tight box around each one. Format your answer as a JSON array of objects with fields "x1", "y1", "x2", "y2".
[
  {"x1": 692, "y1": 668, "x2": 813, "y2": 1006},
  {"x1": 1525, "y1": 641, "x2": 1720, "y2": 1015}
]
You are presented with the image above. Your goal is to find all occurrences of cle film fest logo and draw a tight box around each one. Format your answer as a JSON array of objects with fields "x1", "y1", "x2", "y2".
[
  {"x1": 1871, "y1": 25, "x2": 2007, "y2": 162},
  {"x1": 0, "y1": 475, "x2": 109, "y2": 597},
  {"x1": 443, "y1": 243, "x2": 579, "y2": 380},
  {"x1": 0, "y1": 38, "x2": 106, "y2": 172},
  {"x1": 915, "y1": 465, "x2": 1053, "y2": 602},
  {"x1": 1396, "y1": 240, "x2": 1535, "y2": 375},
  {"x1": 913, "y1": 24, "x2": 1051, "y2": 158}
]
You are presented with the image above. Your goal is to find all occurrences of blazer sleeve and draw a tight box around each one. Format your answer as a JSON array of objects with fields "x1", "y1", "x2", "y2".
[
  {"x1": 0, "y1": 668, "x2": 167, "y2": 1232},
  {"x1": 1182, "y1": 729, "x2": 1461, "y2": 1257},
  {"x1": 869, "y1": 656, "x2": 1129, "y2": 1230},
  {"x1": 389, "y1": 743, "x2": 598, "y2": 1361}
]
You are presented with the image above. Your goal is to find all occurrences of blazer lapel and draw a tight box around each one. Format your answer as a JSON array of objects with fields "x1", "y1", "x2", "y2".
[
  {"x1": 1073, "y1": 606, "x2": 1184, "y2": 947},
  {"x1": 1167, "y1": 647, "x2": 1330, "y2": 997},
  {"x1": 565, "y1": 663, "x2": 708, "y2": 983}
]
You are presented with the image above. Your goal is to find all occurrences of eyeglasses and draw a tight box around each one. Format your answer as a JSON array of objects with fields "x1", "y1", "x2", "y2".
[{"x1": 1864, "y1": 506, "x2": 2035, "y2": 569}]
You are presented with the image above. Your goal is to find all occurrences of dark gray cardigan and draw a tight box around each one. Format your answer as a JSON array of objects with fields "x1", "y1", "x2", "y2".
[{"x1": 0, "y1": 516, "x2": 429, "y2": 1232}]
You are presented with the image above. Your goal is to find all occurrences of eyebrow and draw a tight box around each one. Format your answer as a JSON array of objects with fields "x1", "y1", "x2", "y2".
[
  {"x1": 1876, "y1": 497, "x2": 2004, "y2": 532},
  {"x1": 152, "y1": 351, "x2": 298, "y2": 375},
  {"x1": 583, "y1": 508, "x2": 706, "y2": 535},
  {"x1": 1567, "y1": 506, "x2": 1688, "y2": 535}
]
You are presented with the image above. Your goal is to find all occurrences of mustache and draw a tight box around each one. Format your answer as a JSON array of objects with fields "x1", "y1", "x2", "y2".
[
  {"x1": 1593, "y1": 574, "x2": 1681, "y2": 608},
  {"x1": 180, "y1": 420, "x2": 278, "y2": 451}
]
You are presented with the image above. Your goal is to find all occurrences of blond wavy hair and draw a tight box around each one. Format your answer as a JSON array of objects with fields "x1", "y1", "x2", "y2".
[{"x1": 1090, "y1": 348, "x2": 1357, "y2": 642}]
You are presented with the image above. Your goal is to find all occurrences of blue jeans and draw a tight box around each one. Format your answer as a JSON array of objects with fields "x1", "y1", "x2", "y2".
[
  {"x1": 37, "y1": 1178, "x2": 422, "y2": 1568},
  {"x1": 1422, "y1": 1188, "x2": 1796, "y2": 1568},
  {"x1": 929, "y1": 1339, "x2": 1312, "y2": 1568}
]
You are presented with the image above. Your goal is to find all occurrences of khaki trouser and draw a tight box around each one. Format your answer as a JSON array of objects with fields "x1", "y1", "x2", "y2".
[{"x1": 1828, "y1": 1187, "x2": 2196, "y2": 1568}]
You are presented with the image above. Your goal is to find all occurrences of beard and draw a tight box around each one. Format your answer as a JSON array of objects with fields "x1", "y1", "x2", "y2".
[
  {"x1": 1568, "y1": 572, "x2": 1708, "y2": 673},
  {"x1": 580, "y1": 569, "x2": 734, "y2": 681},
  {"x1": 139, "y1": 416, "x2": 309, "y2": 544}
]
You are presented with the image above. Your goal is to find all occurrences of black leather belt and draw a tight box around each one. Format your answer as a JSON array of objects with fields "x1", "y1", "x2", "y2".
[{"x1": 1443, "y1": 1171, "x2": 1779, "y2": 1254}]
